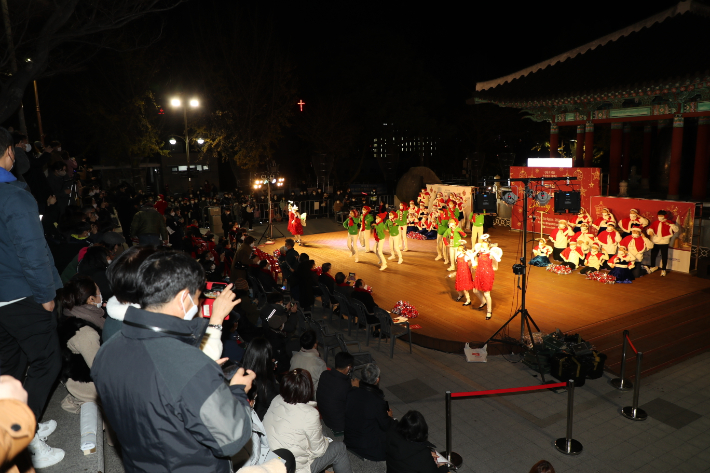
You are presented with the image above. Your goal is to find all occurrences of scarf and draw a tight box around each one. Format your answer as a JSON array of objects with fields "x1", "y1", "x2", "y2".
[
  {"x1": 65, "y1": 304, "x2": 106, "y2": 329},
  {"x1": 106, "y1": 296, "x2": 140, "y2": 322}
]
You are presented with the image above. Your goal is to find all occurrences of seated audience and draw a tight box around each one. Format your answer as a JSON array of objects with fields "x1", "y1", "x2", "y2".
[
  {"x1": 242, "y1": 337, "x2": 280, "y2": 421},
  {"x1": 318, "y1": 263, "x2": 336, "y2": 295},
  {"x1": 529, "y1": 460, "x2": 555, "y2": 473},
  {"x1": 263, "y1": 369, "x2": 352, "y2": 473},
  {"x1": 289, "y1": 330, "x2": 327, "y2": 394},
  {"x1": 92, "y1": 251, "x2": 256, "y2": 473},
  {"x1": 316, "y1": 352, "x2": 358, "y2": 433},
  {"x1": 334, "y1": 272, "x2": 353, "y2": 298},
  {"x1": 385, "y1": 410, "x2": 449, "y2": 473},
  {"x1": 58, "y1": 276, "x2": 105, "y2": 413},
  {"x1": 344, "y1": 363, "x2": 395, "y2": 461},
  {"x1": 260, "y1": 292, "x2": 298, "y2": 334},
  {"x1": 76, "y1": 245, "x2": 113, "y2": 300},
  {"x1": 350, "y1": 279, "x2": 380, "y2": 325}
]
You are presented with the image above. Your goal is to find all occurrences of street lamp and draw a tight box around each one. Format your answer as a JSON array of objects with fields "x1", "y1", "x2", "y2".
[{"x1": 170, "y1": 96, "x2": 199, "y2": 185}]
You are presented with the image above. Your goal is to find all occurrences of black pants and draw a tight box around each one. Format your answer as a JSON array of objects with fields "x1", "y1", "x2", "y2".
[
  {"x1": 242, "y1": 212, "x2": 254, "y2": 230},
  {"x1": 0, "y1": 298, "x2": 62, "y2": 422},
  {"x1": 580, "y1": 266, "x2": 597, "y2": 274},
  {"x1": 552, "y1": 247, "x2": 564, "y2": 262},
  {"x1": 559, "y1": 261, "x2": 578, "y2": 270},
  {"x1": 650, "y1": 244, "x2": 670, "y2": 270}
]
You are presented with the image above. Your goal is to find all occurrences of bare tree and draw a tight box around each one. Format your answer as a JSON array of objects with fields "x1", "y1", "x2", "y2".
[{"x1": 0, "y1": 0, "x2": 188, "y2": 123}]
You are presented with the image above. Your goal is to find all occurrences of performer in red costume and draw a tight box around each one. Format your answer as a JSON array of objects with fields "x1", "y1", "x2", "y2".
[
  {"x1": 580, "y1": 242, "x2": 608, "y2": 275},
  {"x1": 570, "y1": 207, "x2": 592, "y2": 233},
  {"x1": 358, "y1": 205, "x2": 374, "y2": 254},
  {"x1": 596, "y1": 222, "x2": 621, "y2": 257},
  {"x1": 592, "y1": 208, "x2": 616, "y2": 235},
  {"x1": 618, "y1": 208, "x2": 649, "y2": 238},
  {"x1": 449, "y1": 242, "x2": 474, "y2": 306},
  {"x1": 288, "y1": 202, "x2": 304, "y2": 245},
  {"x1": 560, "y1": 241, "x2": 585, "y2": 270},
  {"x1": 620, "y1": 227, "x2": 653, "y2": 278},
  {"x1": 646, "y1": 210, "x2": 679, "y2": 276},
  {"x1": 471, "y1": 235, "x2": 503, "y2": 320},
  {"x1": 571, "y1": 223, "x2": 595, "y2": 254}
]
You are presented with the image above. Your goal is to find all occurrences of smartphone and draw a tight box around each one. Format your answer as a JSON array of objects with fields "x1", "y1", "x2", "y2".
[
  {"x1": 221, "y1": 360, "x2": 241, "y2": 382},
  {"x1": 348, "y1": 272, "x2": 356, "y2": 283}
]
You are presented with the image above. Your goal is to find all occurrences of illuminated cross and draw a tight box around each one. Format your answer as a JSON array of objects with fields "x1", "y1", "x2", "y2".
[{"x1": 298, "y1": 100, "x2": 305, "y2": 111}]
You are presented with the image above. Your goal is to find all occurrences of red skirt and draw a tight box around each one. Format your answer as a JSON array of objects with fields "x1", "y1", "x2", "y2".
[
  {"x1": 455, "y1": 256, "x2": 474, "y2": 291},
  {"x1": 291, "y1": 218, "x2": 303, "y2": 236},
  {"x1": 473, "y1": 253, "x2": 495, "y2": 293}
]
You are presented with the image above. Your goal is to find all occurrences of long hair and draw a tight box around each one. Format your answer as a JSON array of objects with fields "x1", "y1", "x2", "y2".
[
  {"x1": 242, "y1": 337, "x2": 277, "y2": 405},
  {"x1": 61, "y1": 275, "x2": 97, "y2": 311}
]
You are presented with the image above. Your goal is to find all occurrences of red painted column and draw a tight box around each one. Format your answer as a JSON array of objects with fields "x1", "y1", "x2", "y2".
[
  {"x1": 621, "y1": 124, "x2": 631, "y2": 180},
  {"x1": 609, "y1": 122, "x2": 623, "y2": 195},
  {"x1": 550, "y1": 123, "x2": 559, "y2": 158},
  {"x1": 583, "y1": 121, "x2": 595, "y2": 167},
  {"x1": 575, "y1": 125, "x2": 585, "y2": 167},
  {"x1": 692, "y1": 116, "x2": 710, "y2": 201},
  {"x1": 667, "y1": 114, "x2": 684, "y2": 200},
  {"x1": 641, "y1": 124, "x2": 652, "y2": 190}
]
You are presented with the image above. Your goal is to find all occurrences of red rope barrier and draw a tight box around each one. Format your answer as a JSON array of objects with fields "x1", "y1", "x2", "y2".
[
  {"x1": 450, "y1": 382, "x2": 566, "y2": 398},
  {"x1": 625, "y1": 334, "x2": 638, "y2": 354}
]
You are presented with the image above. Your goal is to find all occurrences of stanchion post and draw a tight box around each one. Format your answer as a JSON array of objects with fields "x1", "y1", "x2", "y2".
[
  {"x1": 621, "y1": 351, "x2": 648, "y2": 421},
  {"x1": 554, "y1": 380, "x2": 583, "y2": 455},
  {"x1": 610, "y1": 330, "x2": 633, "y2": 391},
  {"x1": 442, "y1": 391, "x2": 463, "y2": 469}
]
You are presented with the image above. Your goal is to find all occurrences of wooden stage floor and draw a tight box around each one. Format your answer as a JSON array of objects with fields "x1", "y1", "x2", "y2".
[{"x1": 261, "y1": 228, "x2": 710, "y2": 354}]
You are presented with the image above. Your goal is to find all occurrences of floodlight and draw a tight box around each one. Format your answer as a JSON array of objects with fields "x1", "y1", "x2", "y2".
[
  {"x1": 197, "y1": 138, "x2": 204, "y2": 145},
  {"x1": 169, "y1": 138, "x2": 177, "y2": 145},
  {"x1": 170, "y1": 98, "x2": 181, "y2": 107},
  {"x1": 189, "y1": 99, "x2": 199, "y2": 107},
  {"x1": 501, "y1": 191, "x2": 518, "y2": 205},
  {"x1": 535, "y1": 191, "x2": 551, "y2": 205}
]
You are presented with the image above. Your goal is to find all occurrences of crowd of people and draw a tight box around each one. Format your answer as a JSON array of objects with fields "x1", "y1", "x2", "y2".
[
  {"x1": 530, "y1": 207, "x2": 679, "y2": 283},
  {"x1": 0, "y1": 127, "x2": 463, "y2": 473}
]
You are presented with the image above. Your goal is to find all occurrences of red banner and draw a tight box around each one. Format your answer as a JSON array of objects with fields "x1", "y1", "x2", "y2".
[{"x1": 509, "y1": 167, "x2": 602, "y2": 233}]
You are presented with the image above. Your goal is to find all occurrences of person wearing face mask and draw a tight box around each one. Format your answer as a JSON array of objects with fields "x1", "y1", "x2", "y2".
[
  {"x1": 92, "y1": 250, "x2": 256, "y2": 473},
  {"x1": 646, "y1": 210, "x2": 679, "y2": 277},
  {"x1": 592, "y1": 208, "x2": 616, "y2": 235},
  {"x1": 57, "y1": 276, "x2": 105, "y2": 414},
  {"x1": 620, "y1": 227, "x2": 654, "y2": 278},
  {"x1": 608, "y1": 246, "x2": 636, "y2": 283},
  {"x1": 10, "y1": 132, "x2": 32, "y2": 187},
  {"x1": 46, "y1": 161, "x2": 71, "y2": 215},
  {"x1": 0, "y1": 127, "x2": 66, "y2": 468},
  {"x1": 596, "y1": 222, "x2": 622, "y2": 260},
  {"x1": 549, "y1": 220, "x2": 573, "y2": 262},
  {"x1": 617, "y1": 208, "x2": 649, "y2": 239}
]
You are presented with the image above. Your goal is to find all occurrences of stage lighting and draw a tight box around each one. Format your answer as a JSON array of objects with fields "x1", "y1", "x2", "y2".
[
  {"x1": 501, "y1": 191, "x2": 518, "y2": 205},
  {"x1": 554, "y1": 191, "x2": 580, "y2": 214},
  {"x1": 535, "y1": 190, "x2": 551, "y2": 205},
  {"x1": 475, "y1": 192, "x2": 497, "y2": 212}
]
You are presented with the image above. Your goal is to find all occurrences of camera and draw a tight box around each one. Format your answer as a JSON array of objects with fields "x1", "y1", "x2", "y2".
[{"x1": 512, "y1": 264, "x2": 525, "y2": 275}]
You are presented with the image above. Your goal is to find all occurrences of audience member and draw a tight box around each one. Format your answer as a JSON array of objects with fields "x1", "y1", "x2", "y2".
[
  {"x1": 316, "y1": 352, "x2": 358, "y2": 433},
  {"x1": 529, "y1": 460, "x2": 555, "y2": 473},
  {"x1": 344, "y1": 363, "x2": 395, "y2": 461},
  {"x1": 57, "y1": 276, "x2": 105, "y2": 413},
  {"x1": 278, "y1": 239, "x2": 299, "y2": 281},
  {"x1": 232, "y1": 235, "x2": 256, "y2": 280},
  {"x1": 0, "y1": 127, "x2": 64, "y2": 468},
  {"x1": 92, "y1": 251, "x2": 256, "y2": 472},
  {"x1": 334, "y1": 272, "x2": 353, "y2": 297},
  {"x1": 385, "y1": 410, "x2": 449, "y2": 473},
  {"x1": 76, "y1": 245, "x2": 113, "y2": 300},
  {"x1": 260, "y1": 292, "x2": 298, "y2": 334},
  {"x1": 263, "y1": 369, "x2": 352, "y2": 473},
  {"x1": 291, "y1": 259, "x2": 316, "y2": 310},
  {"x1": 318, "y1": 263, "x2": 336, "y2": 295},
  {"x1": 289, "y1": 330, "x2": 327, "y2": 394},
  {"x1": 242, "y1": 337, "x2": 280, "y2": 421},
  {"x1": 129, "y1": 200, "x2": 168, "y2": 247},
  {"x1": 350, "y1": 279, "x2": 380, "y2": 327}
]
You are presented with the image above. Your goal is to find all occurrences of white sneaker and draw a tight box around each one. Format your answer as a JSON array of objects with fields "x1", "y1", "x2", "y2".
[
  {"x1": 661, "y1": 270, "x2": 666, "y2": 277},
  {"x1": 649, "y1": 266, "x2": 659, "y2": 273},
  {"x1": 37, "y1": 419, "x2": 57, "y2": 440},
  {"x1": 29, "y1": 434, "x2": 65, "y2": 469}
]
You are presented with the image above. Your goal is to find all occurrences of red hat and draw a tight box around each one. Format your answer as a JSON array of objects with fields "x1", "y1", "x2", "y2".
[
  {"x1": 389, "y1": 211, "x2": 397, "y2": 217},
  {"x1": 377, "y1": 212, "x2": 387, "y2": 221},
  {"x1": 449, "y1": 217, "x2": 459, "y2": 225},
  {"x1": 350, "y1": 208, "x2": 359, "y2": 217},
  {"x1": 362, "y1": 206, "x2": 371, "y2": 213},
  {"x1": 446, "y1": 199, "x2": 455, "y2": 206}
]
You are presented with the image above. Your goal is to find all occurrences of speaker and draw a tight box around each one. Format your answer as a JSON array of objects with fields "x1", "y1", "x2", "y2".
[
  {"x1": 475, "y1": 192, "x2": 497, "y2": 212},
  {"x1": 209, "y1": 215, "x2": 223, "y2": 237},
  {"x1": 554, "y1": 191, "x2": 580, "y2": 213}
]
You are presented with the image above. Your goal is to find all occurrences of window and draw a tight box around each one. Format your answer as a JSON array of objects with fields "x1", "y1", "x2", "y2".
[
  {"x1": 195, "y1": 165, "x2": 202, "y2": 171},
  {"x1": 202, "y1": 165, "x2": 209, "y2": 171},
  {"x1": 178, "y1": 165, "x2": 187, "y2": 172},
  {"x1": 171, "y1": 166, "x2": 178, "y2": 172}
]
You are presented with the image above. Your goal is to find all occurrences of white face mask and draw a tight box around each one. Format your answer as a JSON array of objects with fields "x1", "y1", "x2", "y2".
[
  {"x1": 181, "y1": 291, "x2": 199, "y2": 320},
  {"x1": 25, "y1": 143, "x2": 32, "y2": 152}
]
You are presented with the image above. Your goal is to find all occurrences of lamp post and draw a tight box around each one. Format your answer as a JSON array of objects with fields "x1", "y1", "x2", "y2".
[
  {"x1": 170, "y1": 97, "x2": 199, "y2": 186},
  {"x1": 254, "y1": 174, "x2": 285, "y2": 244}
]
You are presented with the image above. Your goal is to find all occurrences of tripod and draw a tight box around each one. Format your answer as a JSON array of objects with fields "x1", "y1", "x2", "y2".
[
  {"x1": 483, "y1": 176, "x2": 577, "y2": 384},
  {"x1": 257, "y1": 183, "x2": 285, "y2": 245}
]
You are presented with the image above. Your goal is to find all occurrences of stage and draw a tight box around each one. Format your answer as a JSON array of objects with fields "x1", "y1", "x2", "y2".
[{"x1": 261, "y1": 227, "x2": 710, "y2": 366}]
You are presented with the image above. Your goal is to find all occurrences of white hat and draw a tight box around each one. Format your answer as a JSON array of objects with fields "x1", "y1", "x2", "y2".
[{"x1": 480, "y1": 234, "x2": 490, "y2": 241}]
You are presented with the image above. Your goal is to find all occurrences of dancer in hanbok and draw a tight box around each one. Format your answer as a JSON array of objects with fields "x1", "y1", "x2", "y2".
[{"x1": 449, "y1": 242, "x2": 474, "y2": 306}]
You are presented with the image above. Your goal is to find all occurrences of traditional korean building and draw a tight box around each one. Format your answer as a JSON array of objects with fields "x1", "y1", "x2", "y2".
[{"x1": 469, "y1": 0, "x2": 710, "y2": 201}]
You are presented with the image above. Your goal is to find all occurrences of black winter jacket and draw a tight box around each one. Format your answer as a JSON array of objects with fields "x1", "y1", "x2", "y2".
[
  {"x1": 385, "y1": 423, "x2": 449, "y2": 473},
  {"x1": 91, "y1": 307, "x2": 252, "y2": 473},
  {"x1": 316, "y1": 369, "x2": 353, "y2": 432},
  {"x1": 344, "y1": 382, "x2": 396, "y2": 461}
]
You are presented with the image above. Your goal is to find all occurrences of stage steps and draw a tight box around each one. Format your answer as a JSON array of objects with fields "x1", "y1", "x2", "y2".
[{"x1": 572, "y1": 288, "x2": 710, "y2": 379}]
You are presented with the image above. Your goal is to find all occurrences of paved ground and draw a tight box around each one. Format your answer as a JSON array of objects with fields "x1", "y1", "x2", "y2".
[{"x1": 39, "y1": 297, "x2": 710, "y2": 473}]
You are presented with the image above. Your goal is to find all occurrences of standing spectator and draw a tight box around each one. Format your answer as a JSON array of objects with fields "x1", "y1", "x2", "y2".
[
  {"x1": 385, "y1": 410, "x2": 449, "y2": 473},
  {"x1": 129, "y1": 200, "x2": 168, "y2": 247},
  {"x1": 222, "y1": 206, "x2": 235, "y2": 236},
  {"x1": 278, "y1": 239, "x2": 299, "y2": 283},
  {"x1": 344, "y1": 363, "x2": 395, "y2": 461},
  {"x1": 46, "y1": 161, "x2": 71, "y2": 215},
  {"x1": 291, "y1": 260, "x2": 316, "y2": 311},
  {"x1": 0, "y1": 127, "x2": 64, "y2": 468},
  {"x1": 153, "y1": 194, "x2": 168, "y2": 215},
  {"x1": 263, "y1": 369, "x2": 352, "y2": 473},
  {"x1": 289, "y1": 330, "x2": 327, "y2": 394},
  {"x1": 10, "y1": 132, "x2": 31, "y2": 186},
  {"x1": 91, "y1": 251, "x2": 256, "y2": 472},
  {"x1": 242, "y1": 198, "x2": 255, "y2": 231},
  {"x1": 231, "y1": 235, "x2": 256, "y2": 281},
  {"x1": 316, "y1": 352, "x2": 358, "y2": 433}
]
